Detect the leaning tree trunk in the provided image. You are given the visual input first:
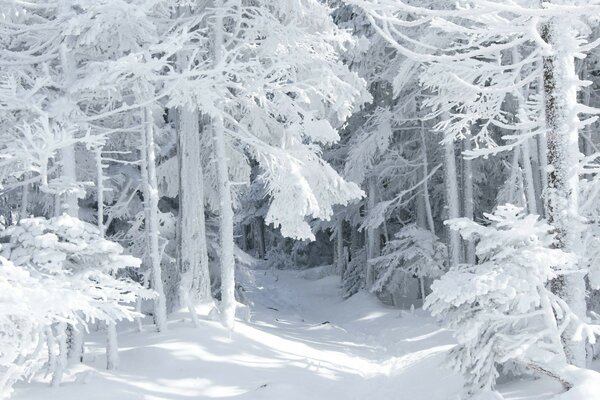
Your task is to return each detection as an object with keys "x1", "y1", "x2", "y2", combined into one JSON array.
[
  {"x1": 541, "y1": 17, "x2": 586, "y2": 367},
  {"x1": 178, "y1": 107, "x2": 212, "y2": 325},
  {"x1": 141, "y1": 106, "x2": 168, "y2": 333},
  {"x1": 420, "y1": 128, "x2": 435, "y2": 235}
]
